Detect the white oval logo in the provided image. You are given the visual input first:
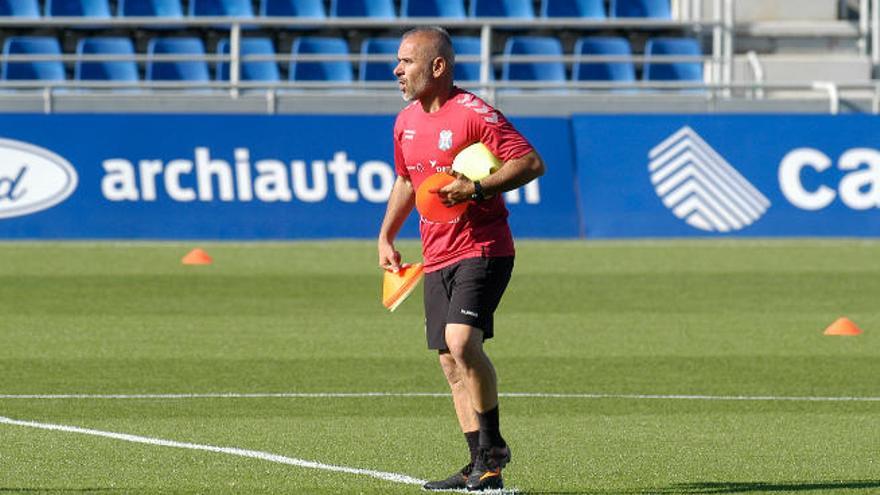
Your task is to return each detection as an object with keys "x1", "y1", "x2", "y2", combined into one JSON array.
[{"x1": 0, "y1": 137, "x2": 78, "y2": 219}]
